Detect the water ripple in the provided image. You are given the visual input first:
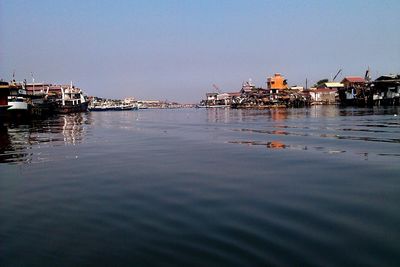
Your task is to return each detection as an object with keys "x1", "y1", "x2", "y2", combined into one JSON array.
[{"x1": 1, "y1": 107, "x2": 400, "y2": 266}]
